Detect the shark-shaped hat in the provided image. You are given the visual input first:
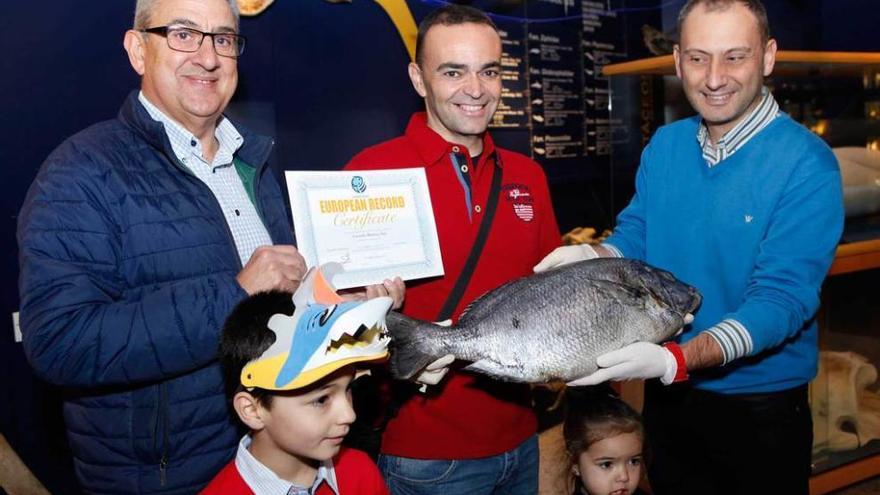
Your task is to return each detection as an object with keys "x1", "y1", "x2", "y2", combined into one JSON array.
[{"x1": 241, "y1": 263, "x2": 392, "y2": 391}]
